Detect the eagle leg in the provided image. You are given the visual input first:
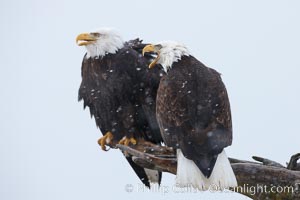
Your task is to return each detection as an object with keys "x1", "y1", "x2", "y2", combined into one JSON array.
[
  {"x1": 118, "y1": 136, "x2": 137, "y2": 146},
  {"x1": 97, "y1": 131, "x2": 114, "y2": 151}
]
